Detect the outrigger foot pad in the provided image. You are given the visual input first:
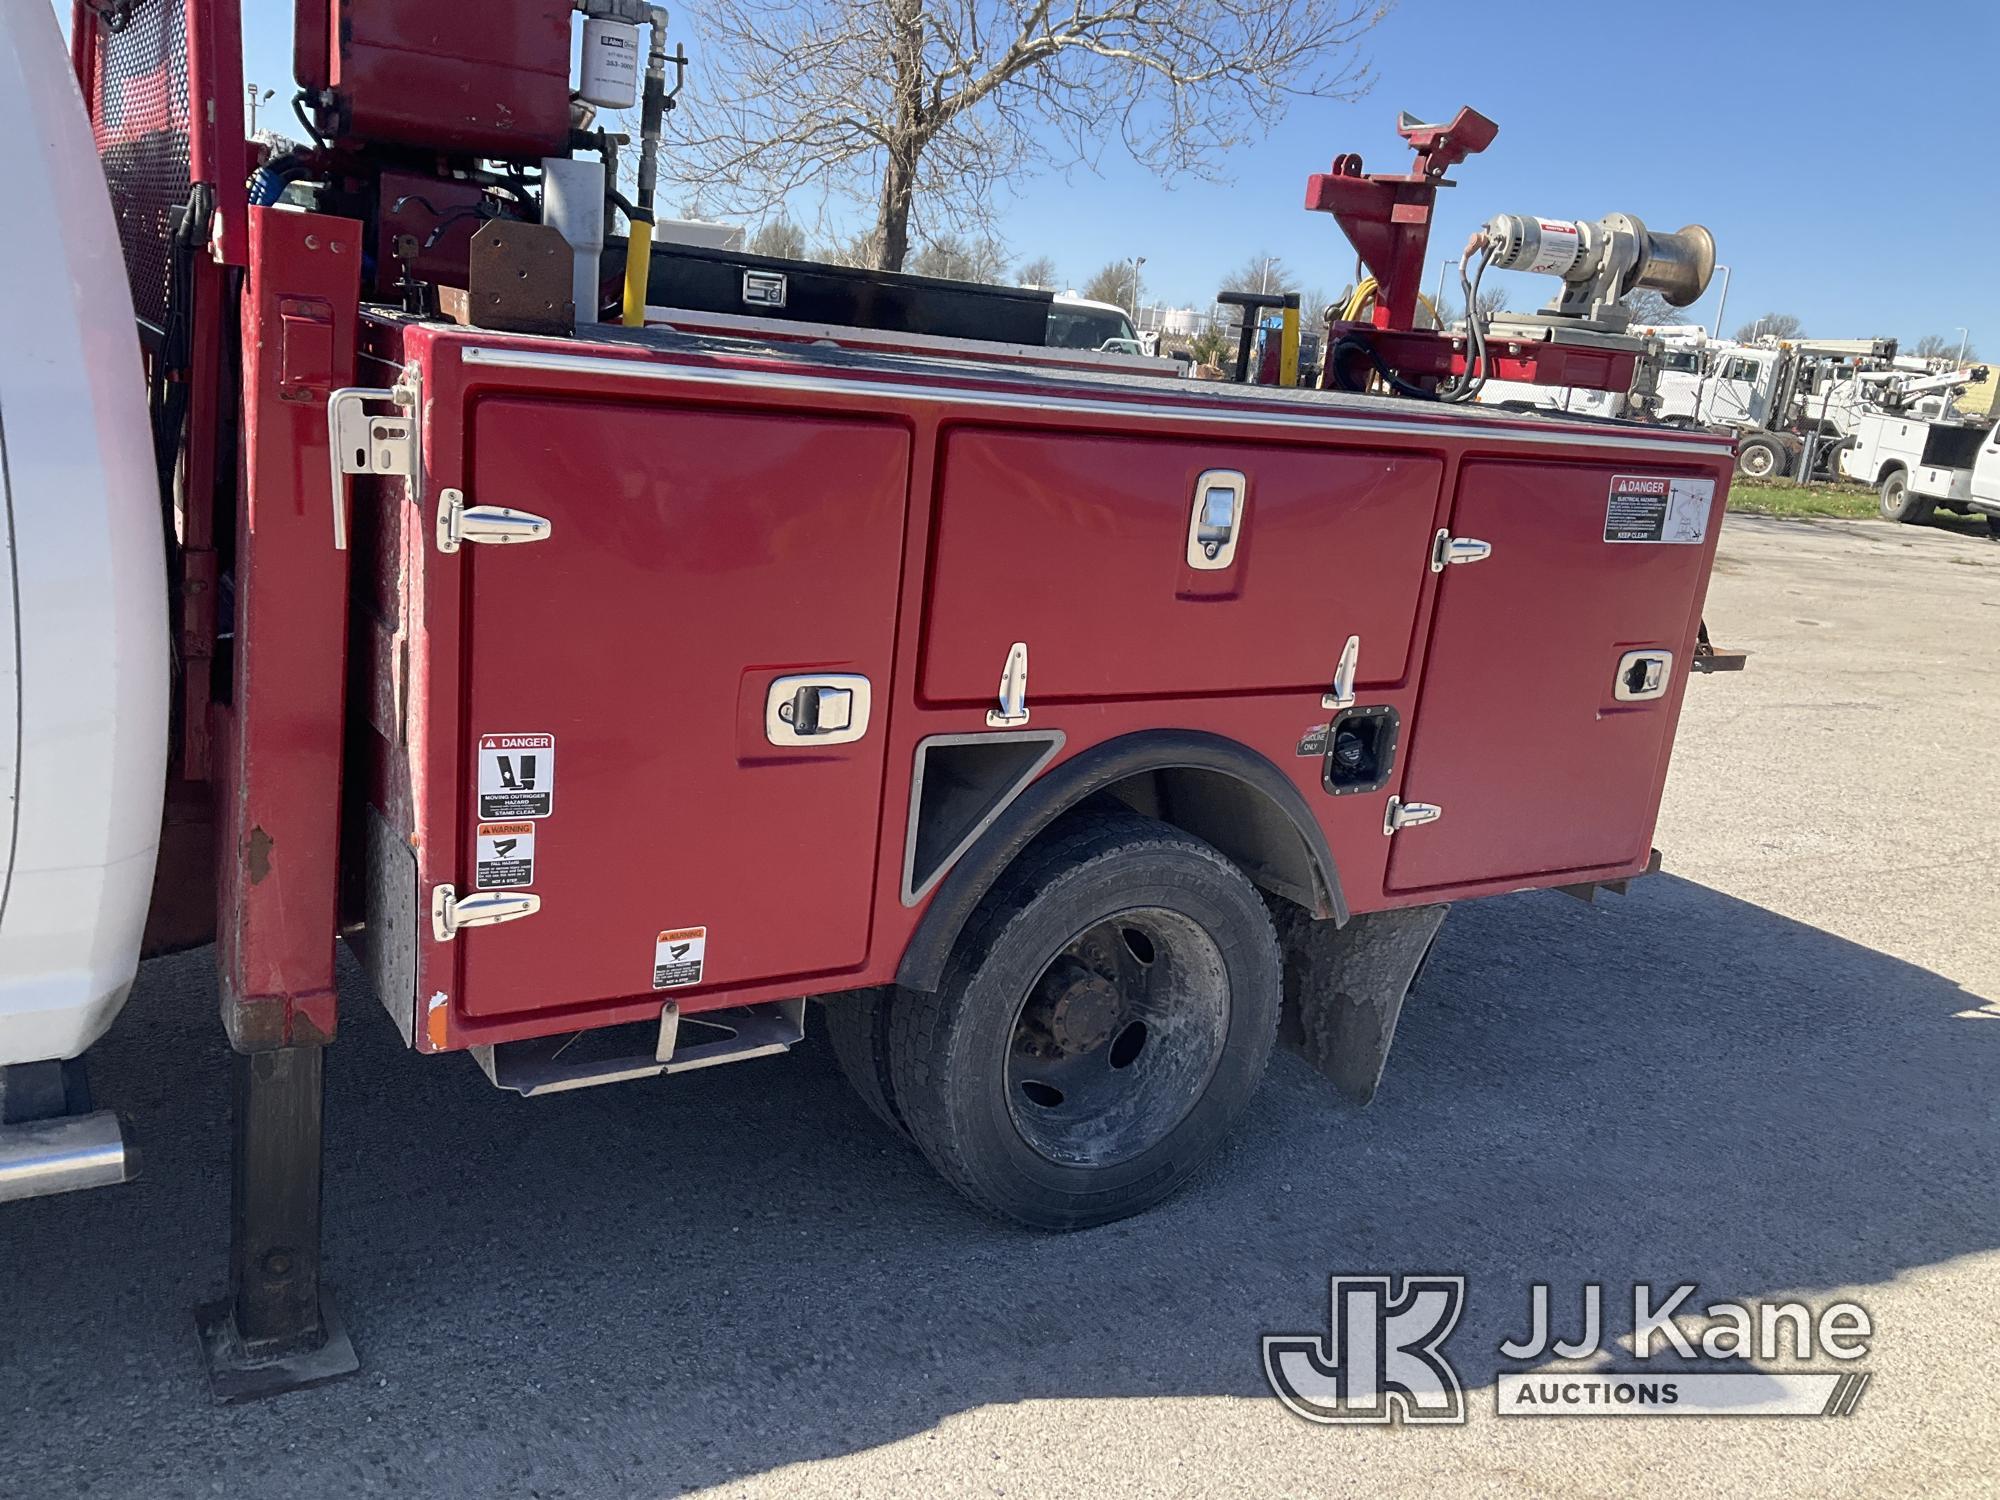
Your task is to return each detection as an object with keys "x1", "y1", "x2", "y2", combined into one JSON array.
[{"x1": 196, "y1": 1286, "x2": 358, "y2": 1403}]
